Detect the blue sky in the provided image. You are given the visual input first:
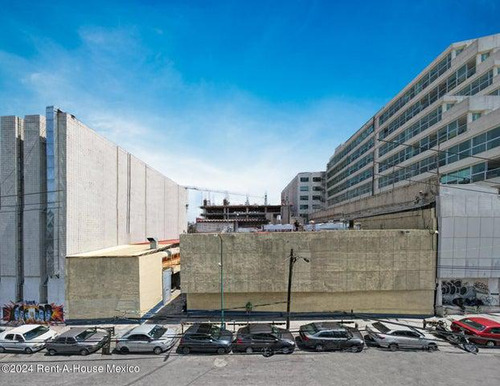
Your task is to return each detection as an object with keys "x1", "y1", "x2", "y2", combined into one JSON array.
[{"x1": 0, "y1": 0, "x2": 498, "y2": 220}]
